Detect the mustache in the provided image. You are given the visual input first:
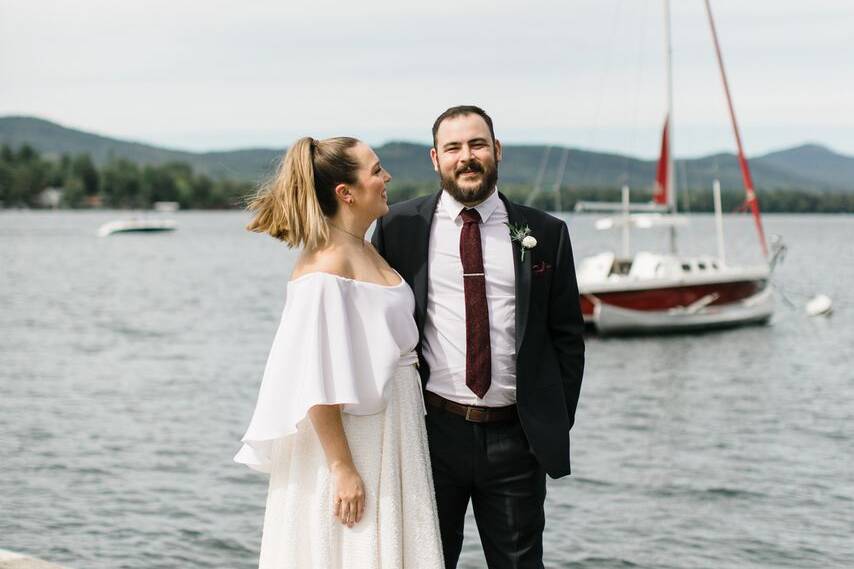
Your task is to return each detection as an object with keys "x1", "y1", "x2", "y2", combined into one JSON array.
[{"x1": 455, "y1": 161, "x2": 484, "y2": 176}]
